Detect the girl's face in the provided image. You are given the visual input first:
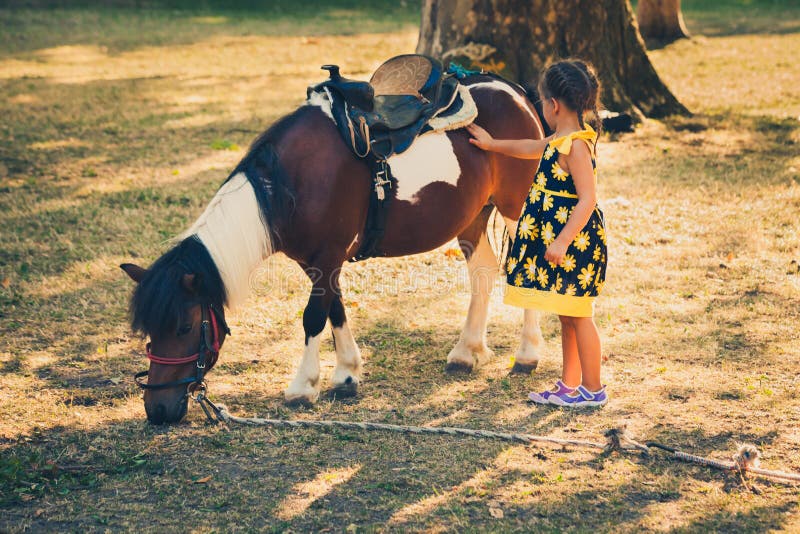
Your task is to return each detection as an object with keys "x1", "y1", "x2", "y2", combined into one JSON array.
[{"x1": 541, "y1": 96, "x2": 558, "y2": 131}]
